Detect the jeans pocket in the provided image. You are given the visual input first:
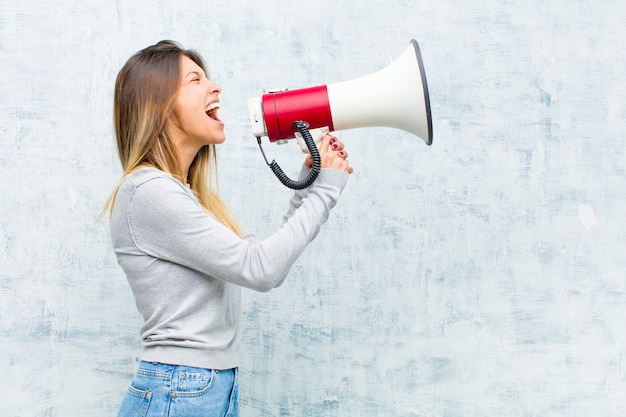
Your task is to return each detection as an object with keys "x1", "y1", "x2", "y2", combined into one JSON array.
[
  {"x1": 174, "y1": 368, "x2": 214, "y2": 397},
  {"x1": 117, "y1": 385, "x2": 152, "y2": 417},
  {"x1": 170, "y1": 369, "x2": 234, "y2": 416}
]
